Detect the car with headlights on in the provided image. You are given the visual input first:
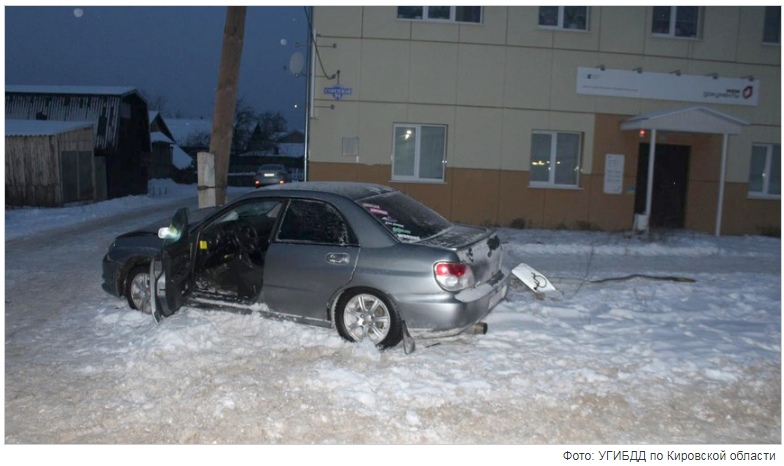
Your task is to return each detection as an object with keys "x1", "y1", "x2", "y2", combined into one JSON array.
[{"x1": 102, "y1": 182, "x2": 510, "y2": 349}]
